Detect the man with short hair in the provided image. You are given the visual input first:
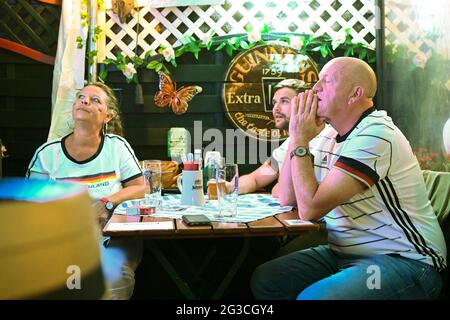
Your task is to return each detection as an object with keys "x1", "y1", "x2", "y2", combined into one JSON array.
[
  {"x1": 251, "y1": 57, "x2": 446, "y2": 300},
  {"x1": 237, "y1": 79, "x2": 318, "y2": 195}
]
